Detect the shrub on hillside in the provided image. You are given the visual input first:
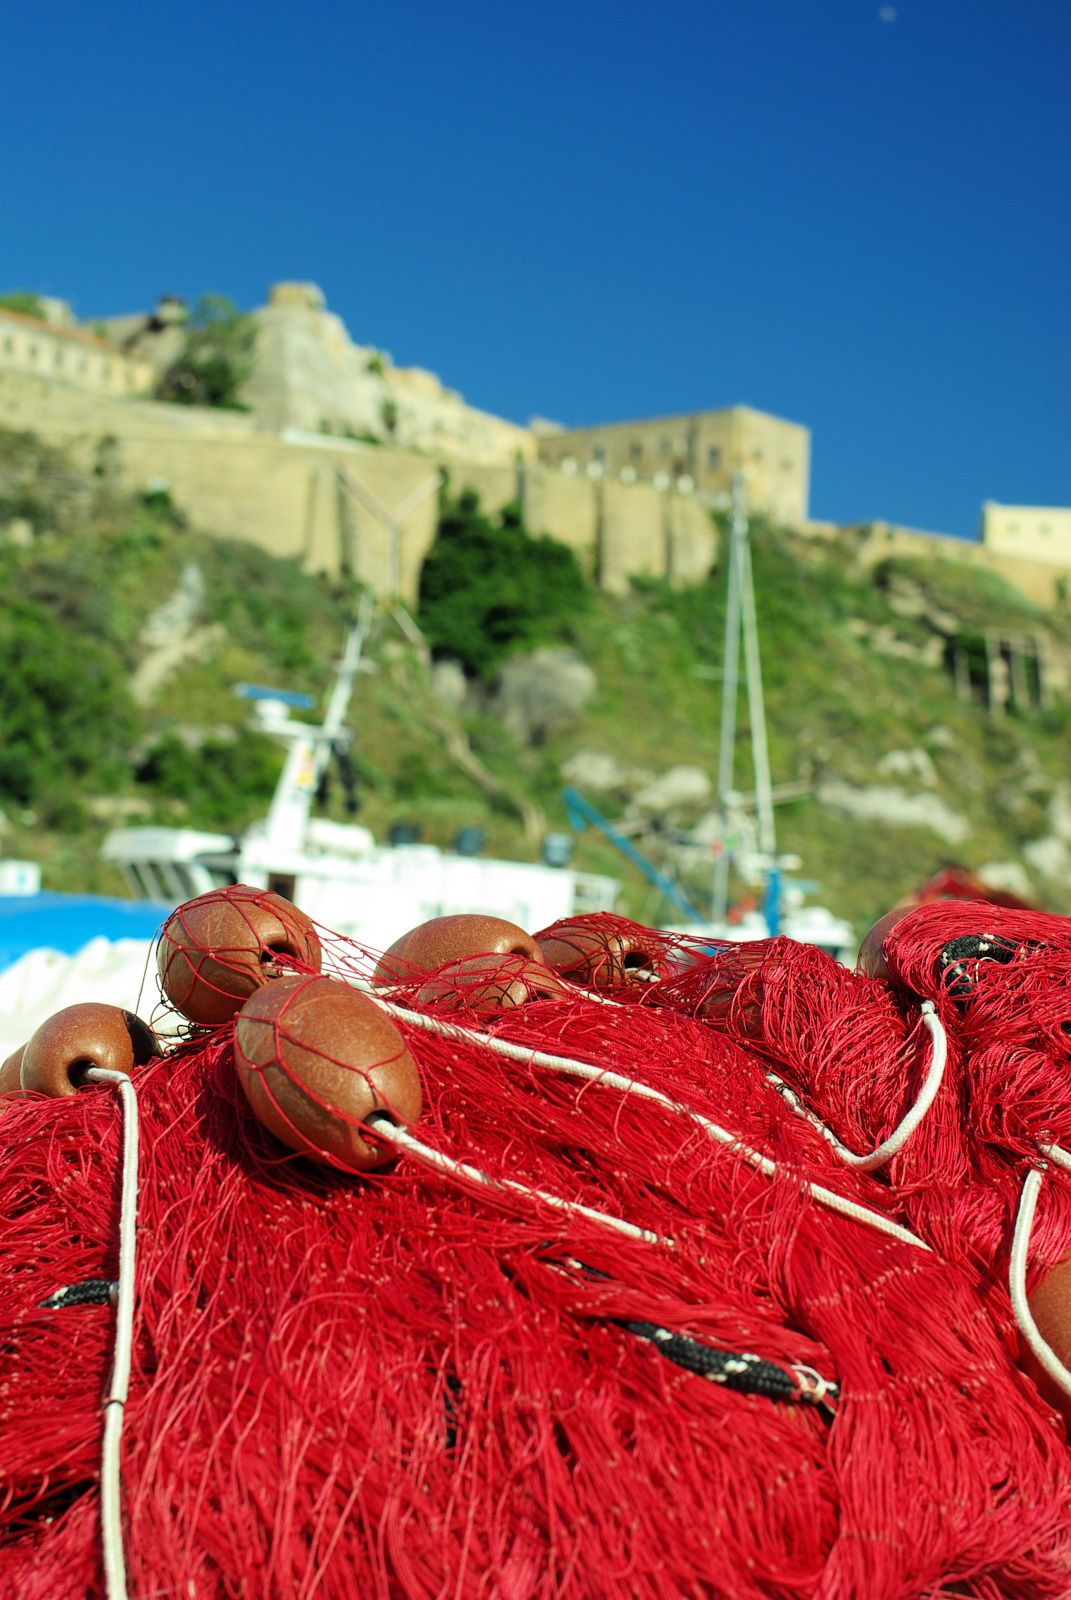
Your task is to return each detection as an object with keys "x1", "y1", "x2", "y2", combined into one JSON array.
[
  {"x1": 417, "y1": 491, "x2": 590, "y2": 680},
  {"x1": 135, "y1": 729, "x2": 281, "y2": 826},
  {"x1": 0, "y1": 291, "x2": 47, "y2": 320},
  {"x1": 155, "y1": 295, "x2": 256, "y2": 411},
  {"x1": 0, "y1": 598, "x2": 138, "y2": 812}
]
